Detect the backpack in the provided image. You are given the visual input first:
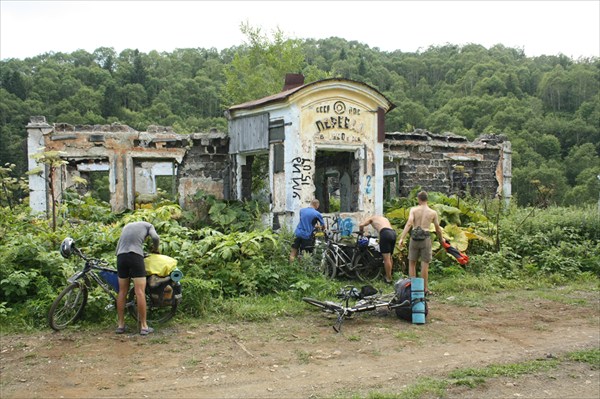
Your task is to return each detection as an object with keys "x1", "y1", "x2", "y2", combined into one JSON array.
[{"x1": 393, "y1": 278, "x2": 428, "y2": 321}]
